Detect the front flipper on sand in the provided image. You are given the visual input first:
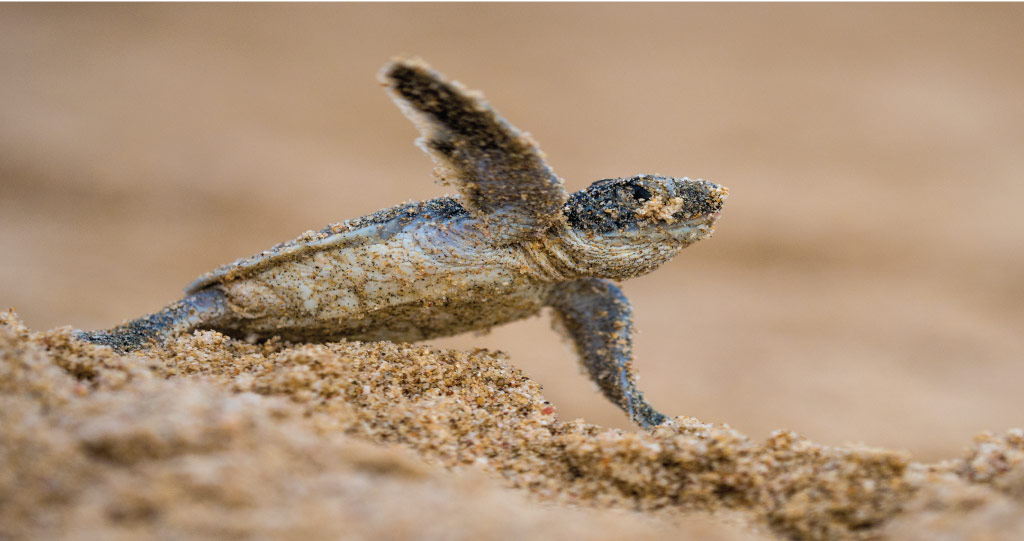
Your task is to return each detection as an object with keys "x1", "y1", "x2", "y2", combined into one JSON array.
[
  {"x1": 380, "y1": 58, "x2": 568, "y2": 242},
  {"x1": 547, "y1": 278, "x2": 669, "y2": 429}
]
